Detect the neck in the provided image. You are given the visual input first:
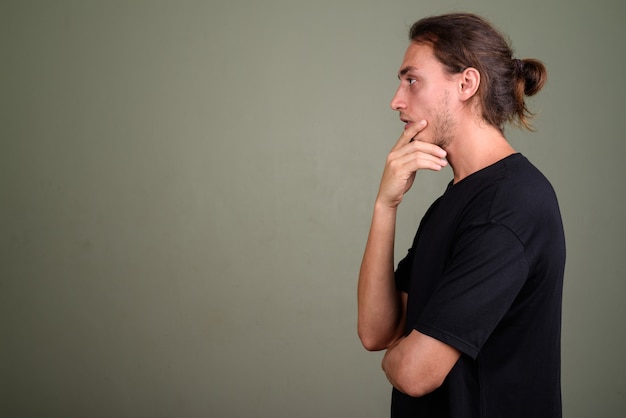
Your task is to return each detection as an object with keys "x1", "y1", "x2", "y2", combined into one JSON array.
[{"x1": 445, "y1": 121, "x2": 516, "y2": 184}]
